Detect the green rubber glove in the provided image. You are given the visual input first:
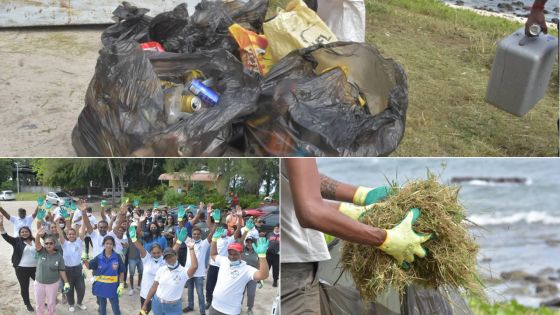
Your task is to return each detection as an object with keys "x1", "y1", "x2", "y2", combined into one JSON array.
[
  {"x1": 213, "y1": 226, "x2": 225, "y2": 241},
  {"x1": 101, "y1": 200, "x2": 108, "y2": 208},
  {"x1": 117, "y1": 283, "x2": 125, "y2": 297},
  {"x1": 45, "y1": 201, "x2": 52, "y2": 211},
  {"x1": 212, "y1": 209, "x2": 221, "y2": 223},
  {"x1": 37, "y1": 197, "x2": 44, "y2": 207},
  {"x1": 63, "y1": 282, "x2": 70, "y2": 294},
  {"x1": 81, "y1": 252, "x2": 89, "y2": 261},
  {"x1": 252, "y1": 237, "x2": 269, "y2": 258},
  {"x1": 246, "y1": 218, "x2": 255, "y2": 230},
  {"x1": 353, "y1": 186, "x2": 392, "y2": 206},
  {"x1": 70, "y1": 201, "x2": 77, "y2": 211},
  {"x1": 177, "y1": 205, "x2": 186, "y2": 222},
  {"x1": 133, "y1": 199, "x2": 140, "y2": 207},
  {"x1": 378, "y1": 208, "x2": 432, "y2": 269},
  {"x1": 64, "y1": 199, "x2": 72, "y2": 207},
  {"x1": 129, "y1": 226, "x2": 137, "y2": 243},
  {"x1": 176, "y1": 227, "x2": 188, "y2": 244},
  {"x1": 36, "y1": 208, "x2": 47, "y2": 221},
  {"x1": 153, "y1": 201, "x2": 159, "y2": 209},
  {"x1": 258, "y1": 280, "x2": 264, "y2": 289},
  {"x1": 60, "y1": 206, "x2": 70, "y2": 219}
]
